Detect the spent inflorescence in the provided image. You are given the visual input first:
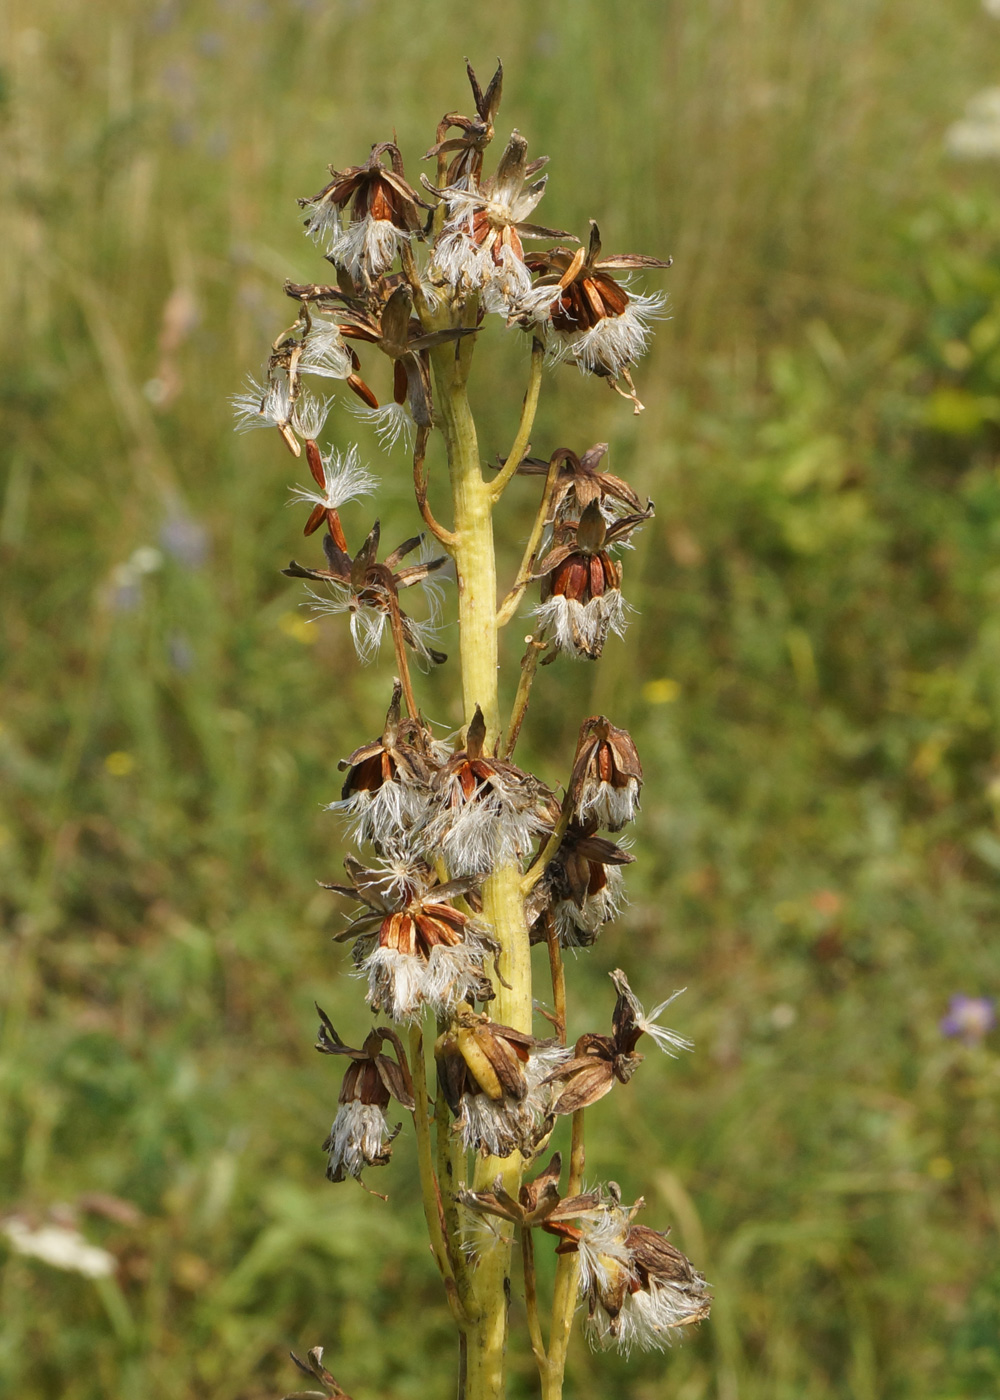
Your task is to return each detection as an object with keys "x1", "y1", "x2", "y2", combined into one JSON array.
[{"x1": 236, "y1": 58, "x2": 710, "y2": 1400}]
